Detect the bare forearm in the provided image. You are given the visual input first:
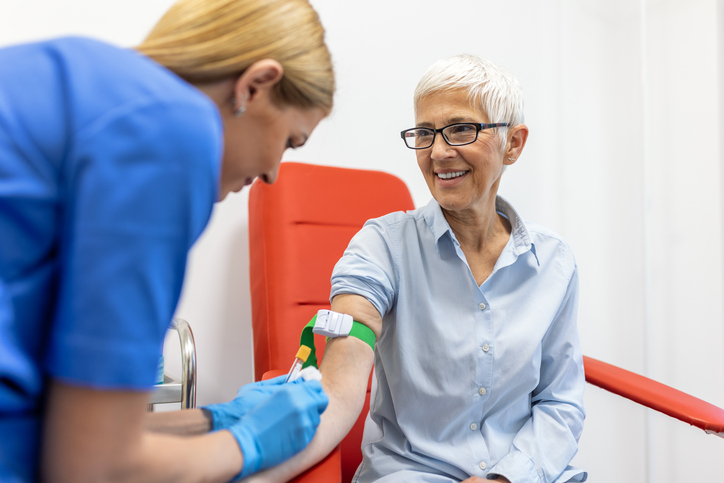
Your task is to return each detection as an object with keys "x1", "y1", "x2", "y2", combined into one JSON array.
[
  {"x1": 245, "y1": 336, "x2": 373, "y2": 482},
  {"x1": 128, "y1": 430, "x2": 241, "y2": 483},
  {"x1": 42, "y1": 382, "x2": 241, "y2": 483},
  {"x1": 145, "y1": 408, "x2": 212, "y2": 436},
  {"x1": 45, "y1": 427, "x2": 240, "y2": 483}
]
